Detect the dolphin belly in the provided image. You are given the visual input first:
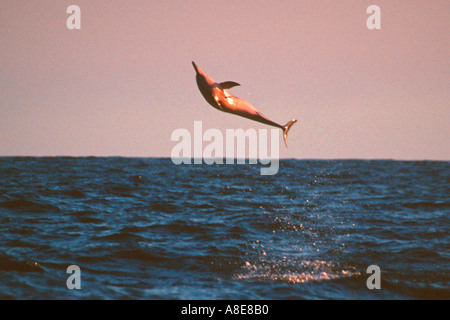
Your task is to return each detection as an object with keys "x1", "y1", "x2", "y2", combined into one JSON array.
[{"x1": 220, "y1": 96, "x2": 284, "y2": 129}]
